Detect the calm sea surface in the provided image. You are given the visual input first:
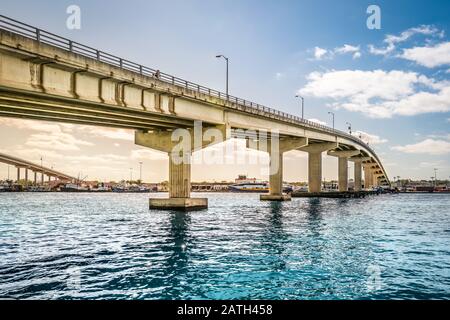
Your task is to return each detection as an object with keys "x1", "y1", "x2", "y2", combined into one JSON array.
[{"x1": 0, "y1": 192, "x2": 449, "y2": 300}]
